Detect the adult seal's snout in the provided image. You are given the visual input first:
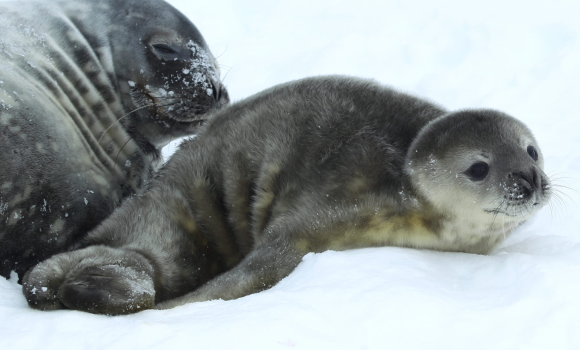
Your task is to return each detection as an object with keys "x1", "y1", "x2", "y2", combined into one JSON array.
[{"x1": 0, "y1": 0, "x2": 228, "y2": 280}]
